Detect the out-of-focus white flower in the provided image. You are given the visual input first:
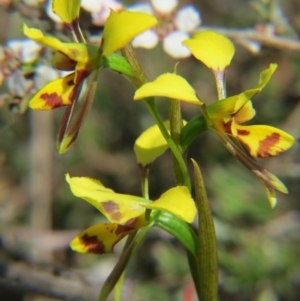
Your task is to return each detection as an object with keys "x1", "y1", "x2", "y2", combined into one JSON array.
[
  {"x1": 130, "y1": 0, "x2": 201, "y2": 58},
  {"x1": 175, "y1": 5, "x2": 201, "y2": 32},
  {"x1": 46, "y1": 0, "x2": 124, "y2": 26},
  {"x1": 34, "y1": 65, "x2": 60, "y2": 89},
  {"x1": 151, "y1": 0, "x2": 178, "y2": 14},
  {"x1": 131, "y1": 30, "x2": 159, "y2": 49},
  {"x1": 23, "y1": 0, "x2": 43, "y2": 6},
  {"x1": 128, "y1": 3, "x2": 153, "y2": 14},
  {"x1": 6, "y1": 70, "x2": 31, "y2": 97},
  {"x1": 6, "y1": 39, "x2": 42, "y2": 63},
  {"x1": 163, "y1": 31, "x2": 190, "y2": 58}
]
